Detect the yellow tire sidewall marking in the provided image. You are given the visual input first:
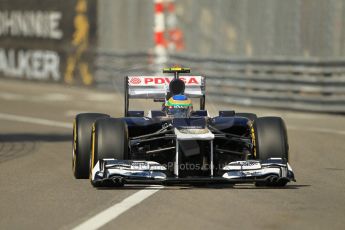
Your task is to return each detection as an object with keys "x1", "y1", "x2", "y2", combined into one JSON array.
[
  {"x1": 72, "y1": 119, "x2": 77, "y2": 173},
  {"x1": 250, "y1": 124, "x2": 257, "y2": 158},
  {"x1": 90, "y1": 124, "x2": 96, "y2": 180}
]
